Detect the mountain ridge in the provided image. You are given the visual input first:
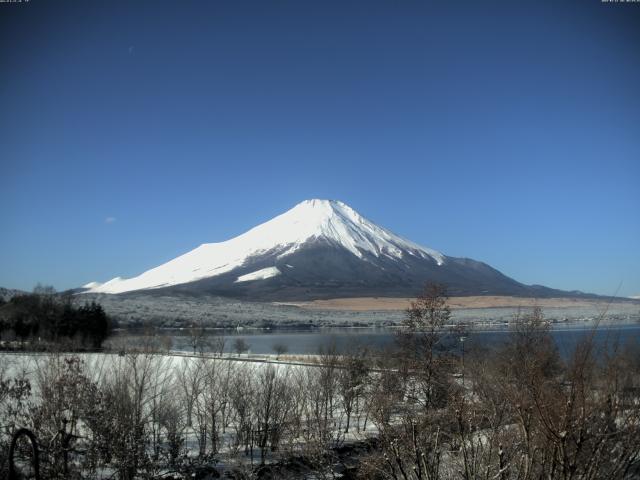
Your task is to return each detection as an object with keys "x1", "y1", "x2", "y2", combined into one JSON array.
[{"x1": 82, "y1": 199, "x2": 603, "y2": 301}]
